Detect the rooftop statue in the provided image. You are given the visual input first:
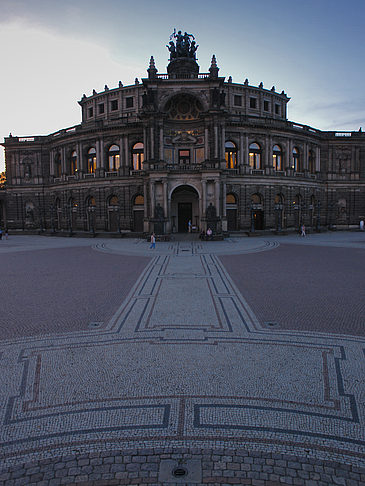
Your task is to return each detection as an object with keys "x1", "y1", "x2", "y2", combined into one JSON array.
[{"x1": 167, "y1": 29, "x2": 198, "y2": 60}]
